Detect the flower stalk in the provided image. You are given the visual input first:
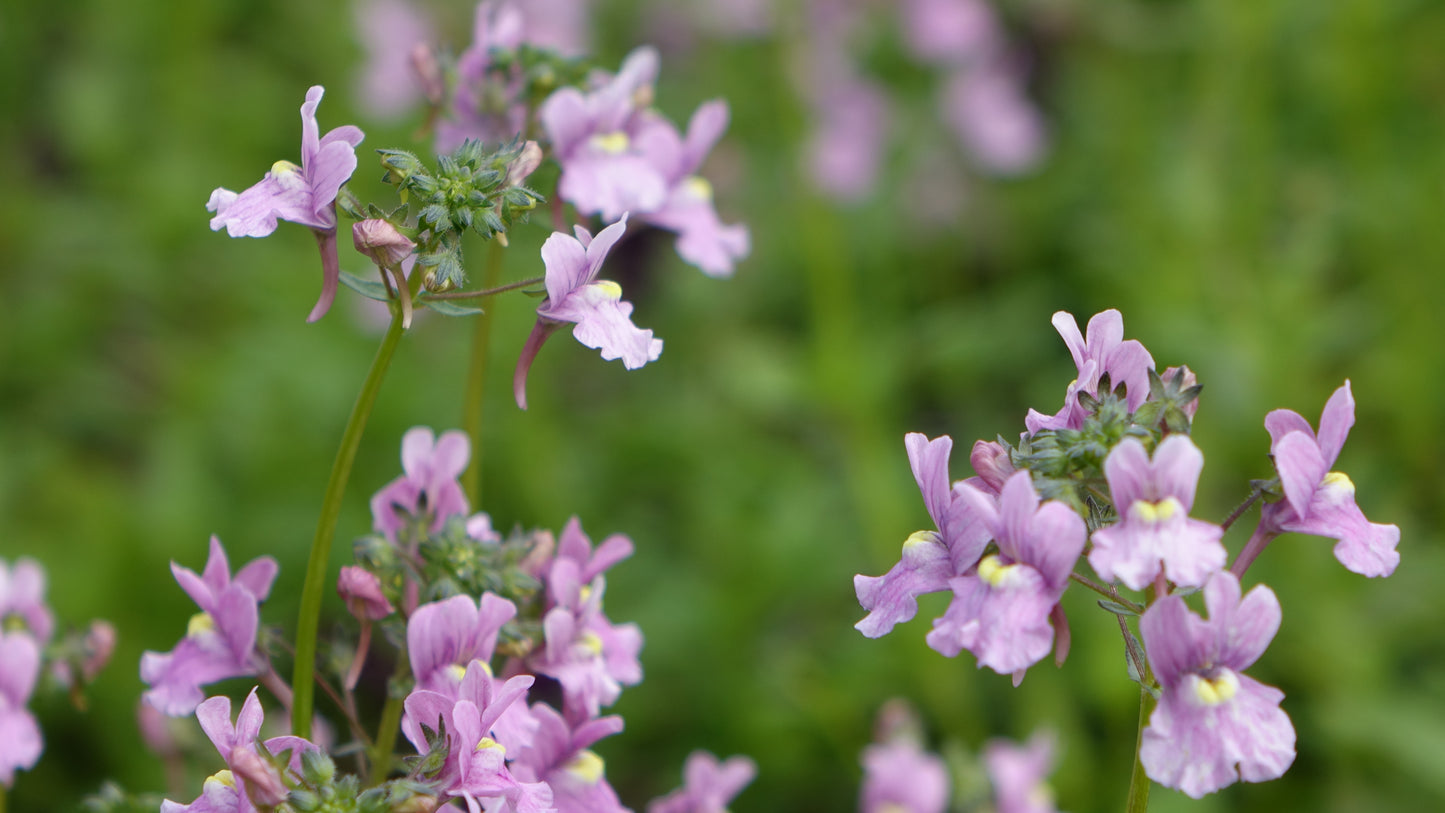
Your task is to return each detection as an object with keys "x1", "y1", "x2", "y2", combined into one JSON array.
[
  {"x1": 1125, "y1": 684, "x2": 1154, "y2": 813},
  {"x1": 462, "y1": 239, "x2": 507, "y2": 505}
]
